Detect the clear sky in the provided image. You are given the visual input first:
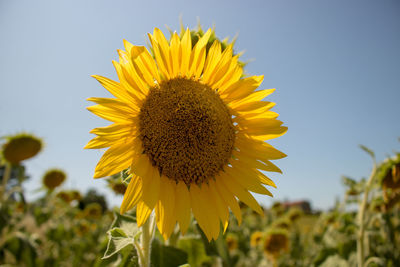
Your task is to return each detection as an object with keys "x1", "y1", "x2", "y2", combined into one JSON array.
[{"x1": 1, "y1": 0, "x2": 399, "y2": 210}]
